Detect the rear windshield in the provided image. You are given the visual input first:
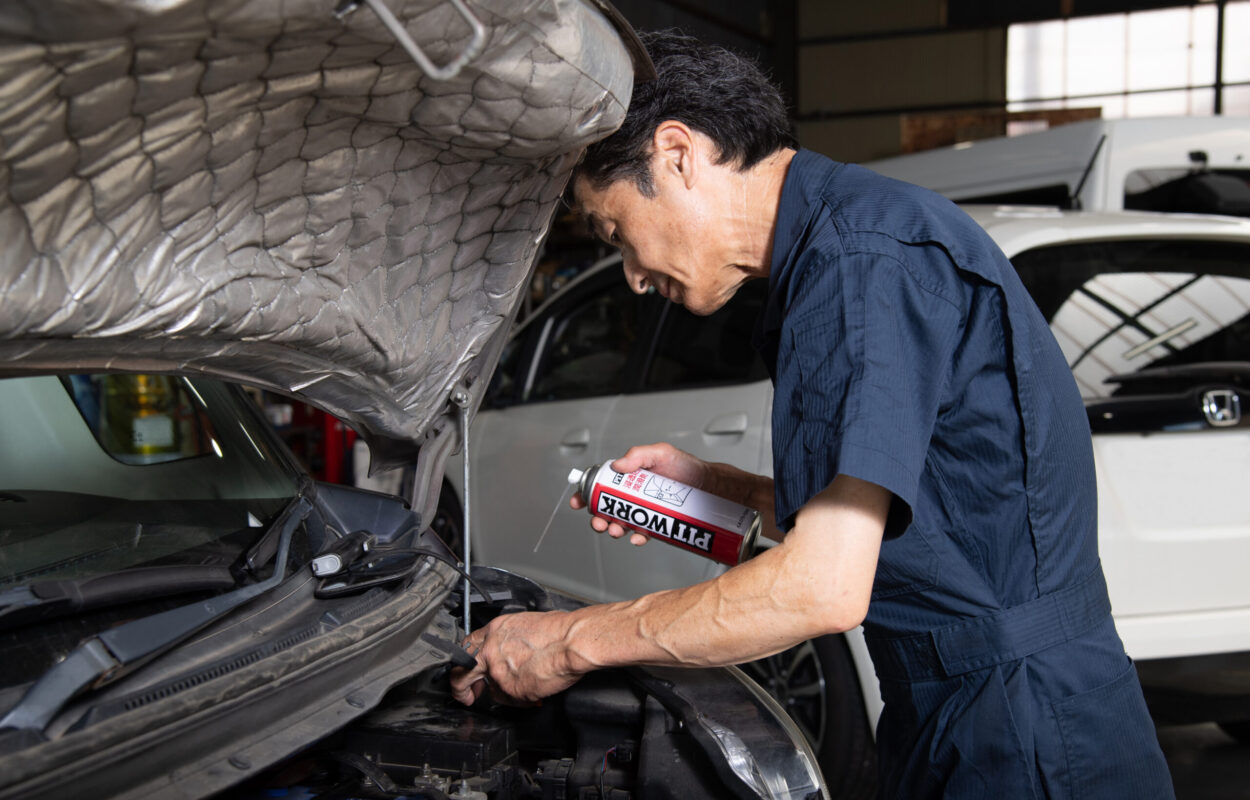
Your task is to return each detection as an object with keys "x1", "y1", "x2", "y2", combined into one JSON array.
[{"x1": 1011, "y1": 239, "x2": 1250, "y2": 400}]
